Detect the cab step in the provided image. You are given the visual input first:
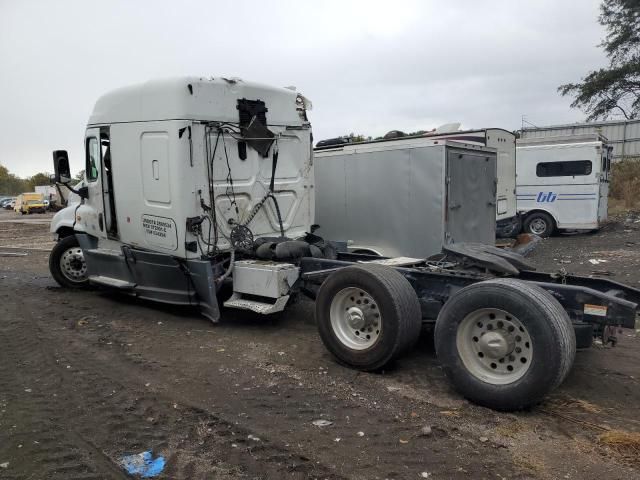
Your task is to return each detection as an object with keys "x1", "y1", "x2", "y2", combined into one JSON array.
[
  {"x1": 223, "y1": 293, "x2": 289, "y2": 314},
  {"x1": 89, "y1": 275, "x2": 135, "y2": 289}
]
